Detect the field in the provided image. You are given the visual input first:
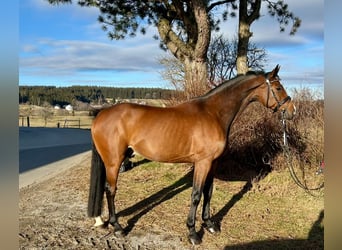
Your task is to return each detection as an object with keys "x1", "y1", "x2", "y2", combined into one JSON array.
[
  {"x1": 18, "y1": 99, "x2": 166, "y2": 129},
  {"x1": 19, "y1": 90, "x2": 324, "y2": 249},
  {"x1": 19, "y1": 105, "x2": 93, "y2": 129}
]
